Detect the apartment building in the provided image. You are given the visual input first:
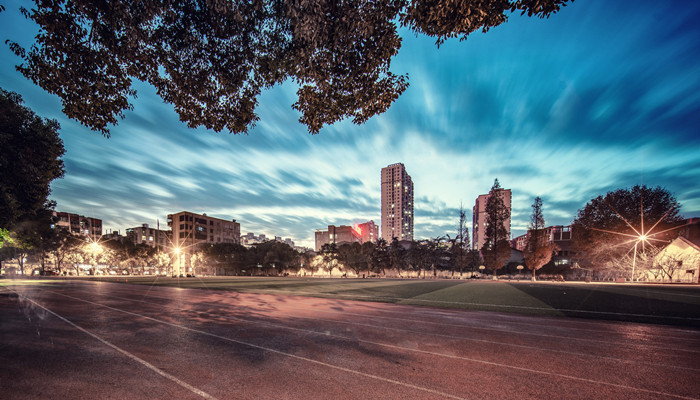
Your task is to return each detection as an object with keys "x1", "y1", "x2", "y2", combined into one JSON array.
[
  {"x1": 381, "y1": 163, "x2": 414, "y2": 242},
  {"x1": 52, "y1": 211, "x2": 102, "y2": 241}
]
